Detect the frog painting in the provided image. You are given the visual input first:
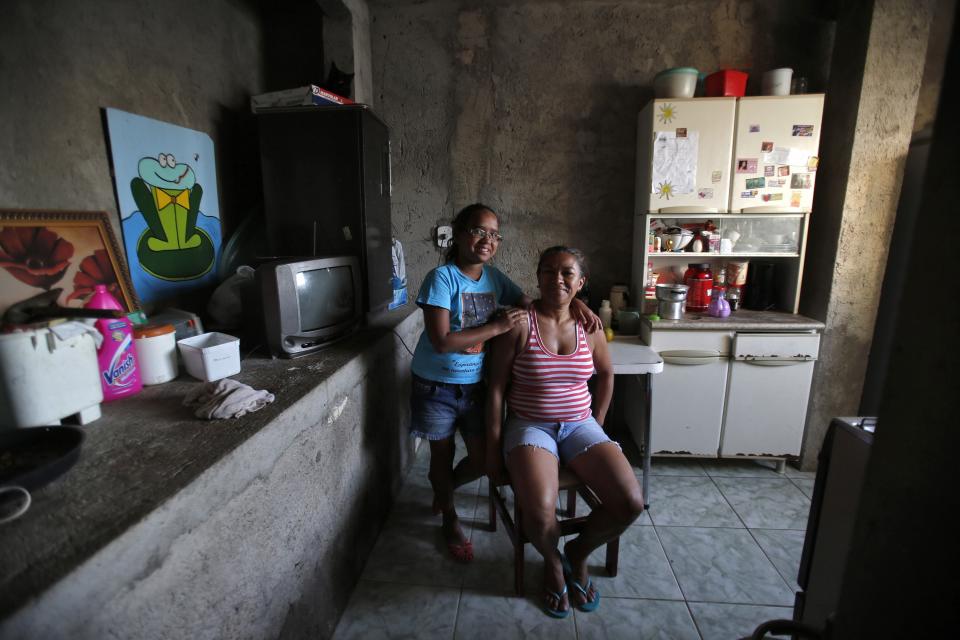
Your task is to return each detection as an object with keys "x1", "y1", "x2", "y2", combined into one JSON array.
[
  {"x1": 105, "y1": 109, "x2": 222, "y2": 303},
  {"x1": 130, "y1": 152, "x2": 215, "y2": 278}
]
